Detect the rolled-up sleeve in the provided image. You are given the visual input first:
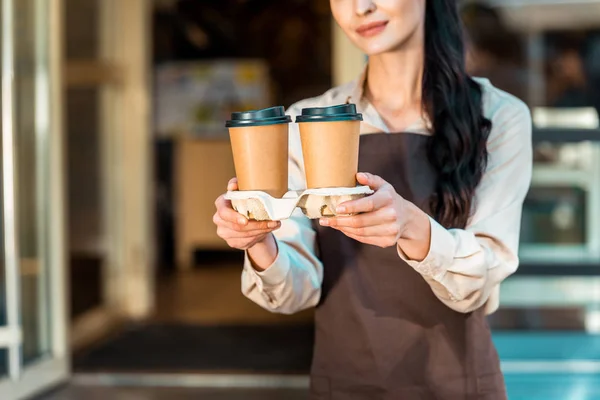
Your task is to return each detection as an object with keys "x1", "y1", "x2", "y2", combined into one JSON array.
[
  {"x1": 241, "y1": 103, "x2": 324, "y2": 314},
  {"x1": 398, "y1": 96, "x2": 533, "y2": 314}
]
